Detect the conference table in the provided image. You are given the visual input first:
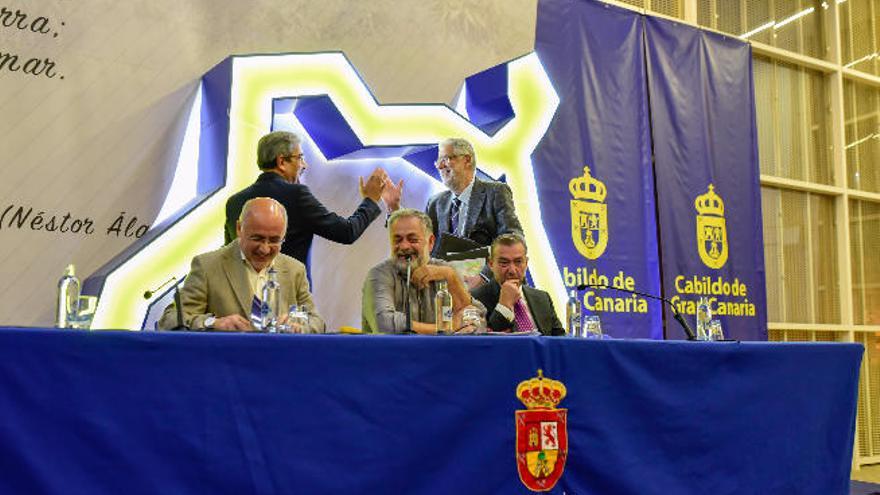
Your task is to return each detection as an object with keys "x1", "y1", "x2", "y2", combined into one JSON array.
[{"x1": 0, "y1": 327, "x2": 862, "y2": 495}]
